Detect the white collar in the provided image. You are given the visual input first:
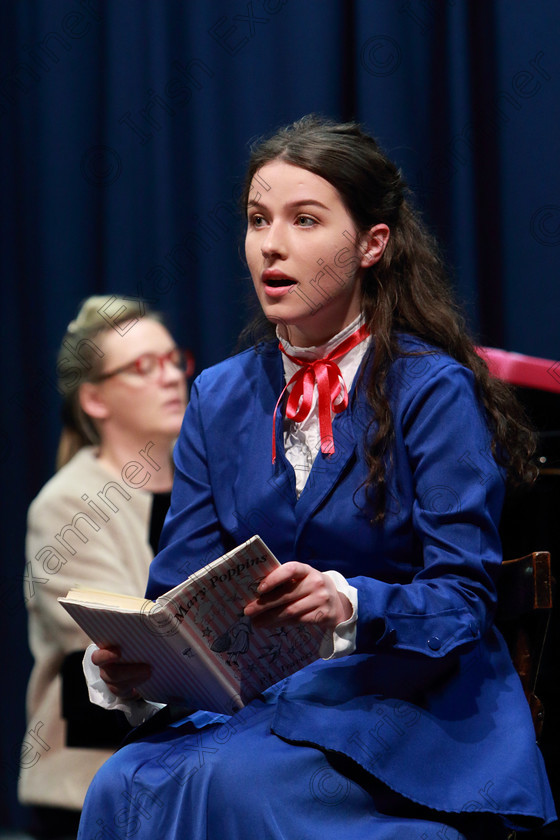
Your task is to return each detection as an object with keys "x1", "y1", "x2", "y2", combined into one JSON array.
[{"x1": 276, "y1": 313, "x2": 366, "y2": 362}]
